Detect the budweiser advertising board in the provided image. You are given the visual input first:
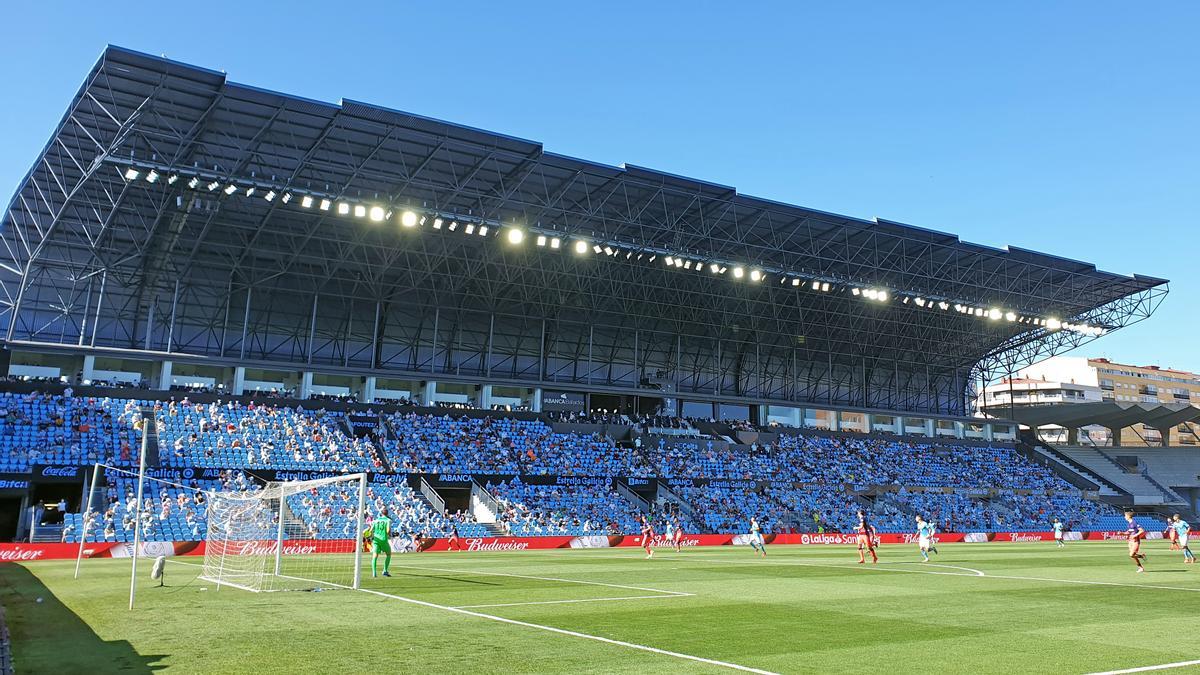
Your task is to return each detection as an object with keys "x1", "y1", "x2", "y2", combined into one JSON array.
[{"x1": 0, "y1": 530, "x2": 1158, "y2": 560}]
